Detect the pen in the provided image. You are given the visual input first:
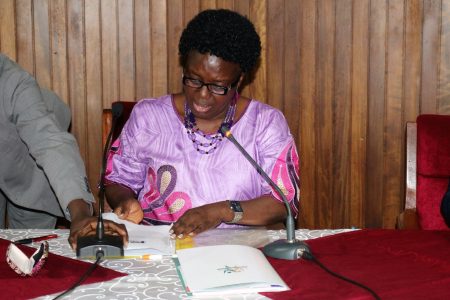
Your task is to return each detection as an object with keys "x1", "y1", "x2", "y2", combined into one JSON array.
[
  {"x1": 14, "y1": 234, "x2": 58, "y2": 245},
  {"x1": 119, "y1": 254, "x2": 163, "y2": 260}
]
